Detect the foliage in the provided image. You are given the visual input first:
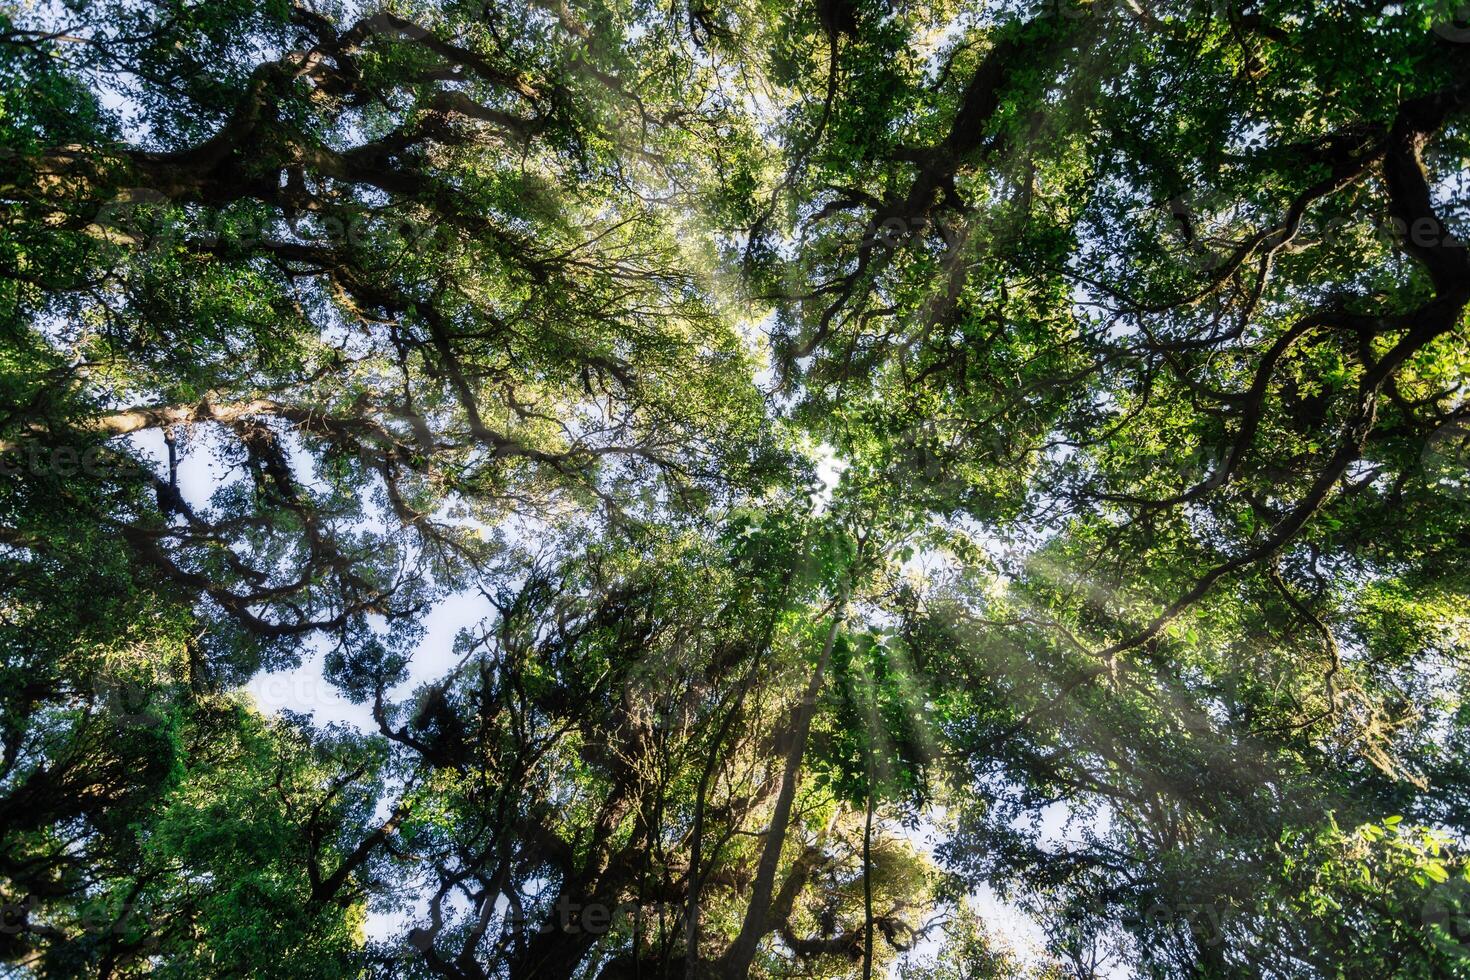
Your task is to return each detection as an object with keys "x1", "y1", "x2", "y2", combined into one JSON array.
[{"x1": 2, "y1": 0, "x2": 1469, "y2": 977}]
